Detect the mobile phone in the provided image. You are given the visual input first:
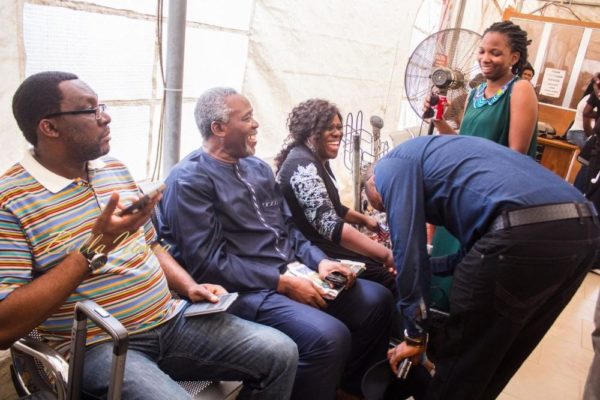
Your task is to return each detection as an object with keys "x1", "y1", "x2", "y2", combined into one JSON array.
[
  {"x1": 422, "y1": 93, "x2": 439, "y2": 119},
  {"x1": 116, "y1": 182, "x2": 166, "y2": 216},
  {"x1": 324, "y1": 271, "x2": 348, "y2": 289},
  {"x1": 397, "y1": 358, "x2": 412, "y2": 379}
]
